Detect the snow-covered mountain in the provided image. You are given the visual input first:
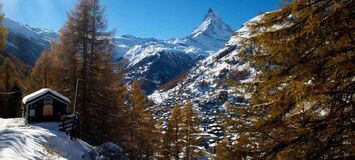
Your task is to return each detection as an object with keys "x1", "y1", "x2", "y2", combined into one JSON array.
[
  {"x1": 114, "y1": 8, "x2": 234, "y2": 94},
  {"x1": 146, "y1": 15, "x2": 262, "y2": 148},
  {"x1": 149, "y1": 14, "x2": 262, "y2": 119},
  {"x1": 188, "y1": 8, "x2": 234, "y2": 53},
  {"x1": 1, "y1": 9, "x2": 233, "y2": 94},
  {"x1": 1, "y1": 17, "x2": 58, "y2": 65}
]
